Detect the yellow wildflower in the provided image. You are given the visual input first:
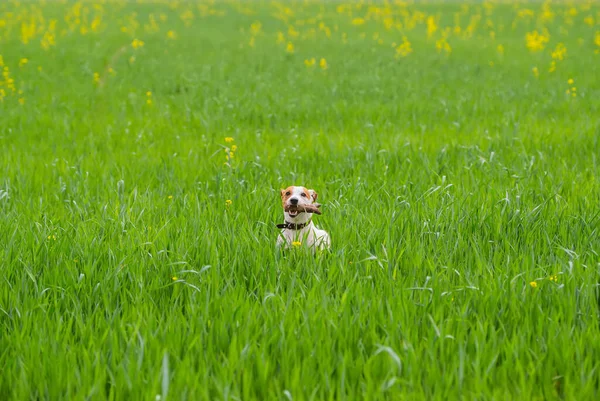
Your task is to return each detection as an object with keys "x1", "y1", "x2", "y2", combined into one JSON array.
[
  {"x1": 304, "y1": 58, "x2": 316, "y2": 67},
  {"x1": 276, "y1": 32, "x2": 285, "y2": 44},
  {"x1": 532, "y1": 67, "x2": 539, "y2": 77},
  {"x1": 435, "y1": 36, "x2": 451, "y2": 54},
  {"x1": 551, "y1": 43, "x2": 567, "y2": 61},
  {"x1": 529, "y1": 281, "x2": 537, "y2": 288},
  {"x1": 251, "y1": 21, "x2": 262, "y2": 35},
  {"x1": 567, "y1": 78, "x2": 574, "y2": 85},
  {"x1": 93, "y1": 72, "x2": 100, "y2": 84},
  {"x1": 225, "y1": 199, "x2": 232, "y2": 206},
  {"x1": 19, "y1": 58, "x2": 28, "y2": 67},
  {"x1": 426, "y1": 16, "x2": 437, "y2": 38},
  {"x1": 525, "y1": 30, "x2": 549, "y2": 52},
  {"x1": 131, "y1": 38, "x2": 145, "y2": 49},
  {"x1": 167, "y1": 30, "x2": 177, "y2": 39},
  {"x1": 319, "y1": 58, "x2": 328, "y2": 70},
  {"x1": 292, "y1": 241, "x2": 301, "y2": 247},
  {"x1": 224, "y1": 137, "x2": 234, "y2": 143},
  {"x1": 395, "y1": 37, "x2": 413, "y2": 58},
  {"x1": 286, "y1": 42, "x2": 294, "y2": 53},
  {"x1": 172, "y1": 276, "x2": 177, "y2": 281},
  {"x1": 352, "y1": 18, "x2": 365, "y2": 26}
]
